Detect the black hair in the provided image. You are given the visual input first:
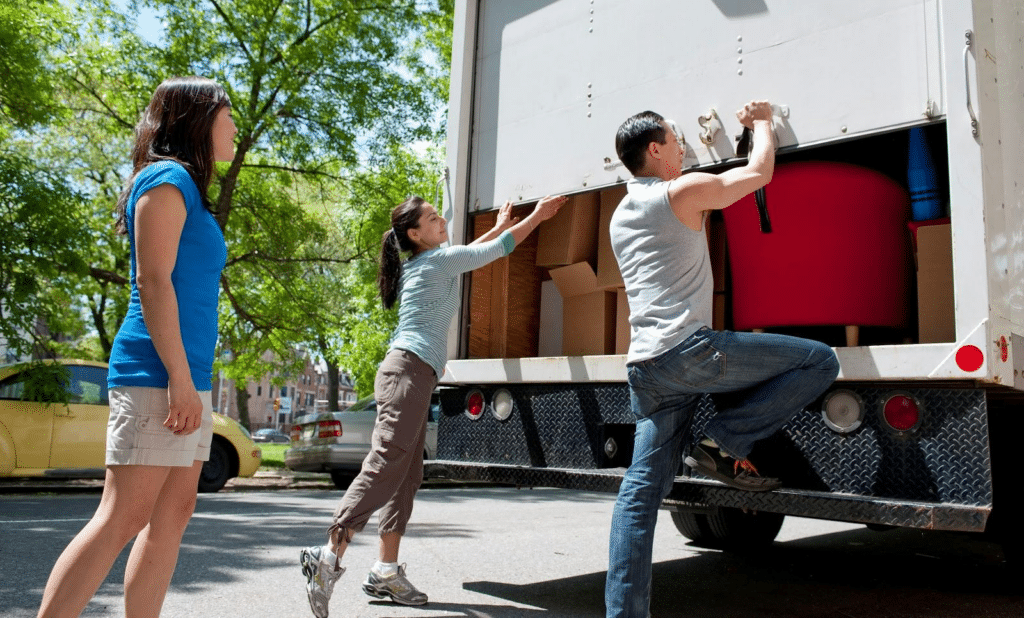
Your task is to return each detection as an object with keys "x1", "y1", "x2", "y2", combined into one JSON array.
[
  {"x1": 378, "y1": 196, "x2": 425, "y2": 310},
  {"x1": 115, "y1": 76, "x2": 231, "y2": 234},
  {"x1": 615, "y1": 110, "x2": 667, "y2": 176}
]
